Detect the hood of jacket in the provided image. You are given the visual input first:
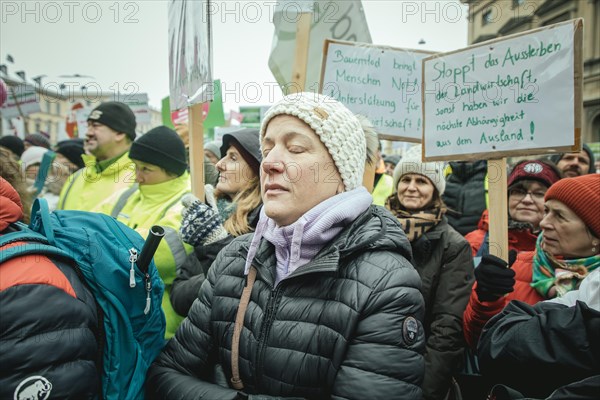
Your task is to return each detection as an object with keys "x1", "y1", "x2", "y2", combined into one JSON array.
[
  {"x1": 0, "y1": 177, "x2": 23, "y2": 231},
  {"x1": 448, "y1": 160, "x2": 487, "y2": 180}
]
